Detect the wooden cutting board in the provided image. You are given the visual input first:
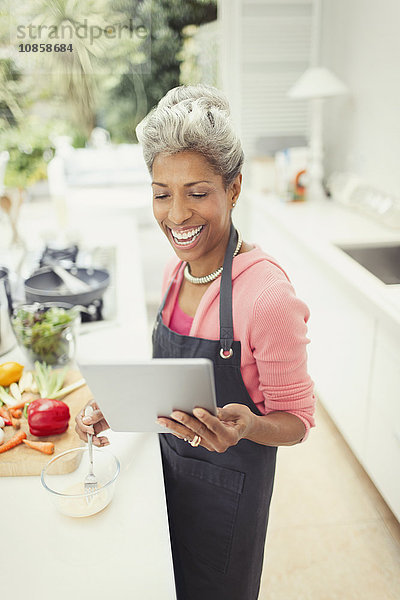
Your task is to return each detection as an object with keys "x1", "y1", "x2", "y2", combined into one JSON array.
[{"x1": 0, "y1": 369, "x2": 94, "y2": 476}]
